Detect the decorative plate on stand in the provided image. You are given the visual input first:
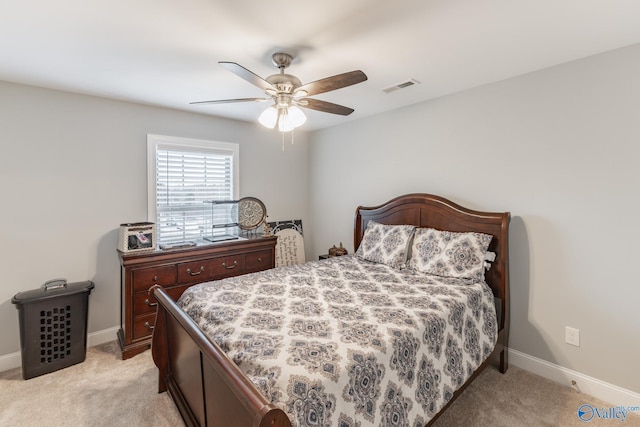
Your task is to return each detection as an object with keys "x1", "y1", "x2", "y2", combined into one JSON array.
[{"x1": 237, "y1": 197, "x2": 267, "y2": 231}]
